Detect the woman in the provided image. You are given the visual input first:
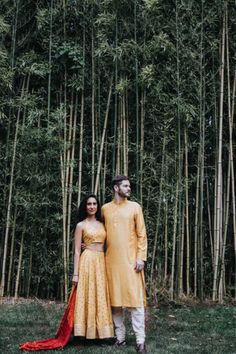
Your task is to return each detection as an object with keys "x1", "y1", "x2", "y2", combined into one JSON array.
[
  {"x1": 20, "y1": 194, "x2": 113, "y2": 351},
  {"x1": 73, "y1": 194, "x2": 114, "y2": 339}
]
